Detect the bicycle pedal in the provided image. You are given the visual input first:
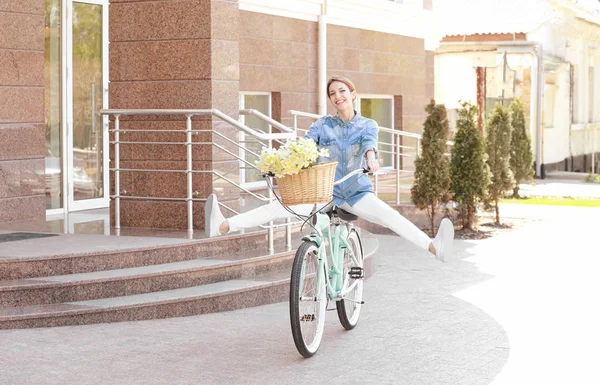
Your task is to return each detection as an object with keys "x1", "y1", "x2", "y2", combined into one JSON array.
[
  {"x1": 300, "y1": 314, "x2": 316, "y2": 322},
  {"x1": 349, "y1": 267, "x2": 364, "y2": 279}
]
